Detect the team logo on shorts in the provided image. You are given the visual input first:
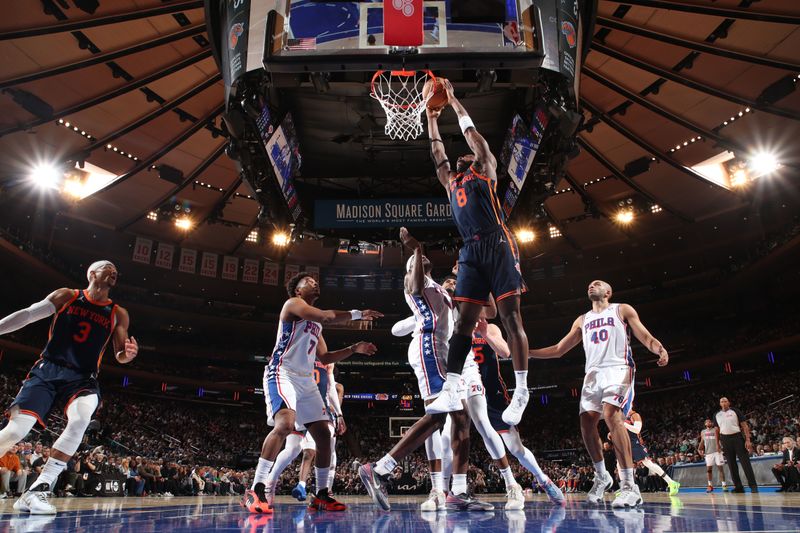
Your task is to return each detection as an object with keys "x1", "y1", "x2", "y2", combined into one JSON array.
[
  {"x1": 561, "y1": 21, "x2": 577, "y2": 48},
  {"x1": 229, "y1": 23, "x2": 244, "y2": 50}
]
